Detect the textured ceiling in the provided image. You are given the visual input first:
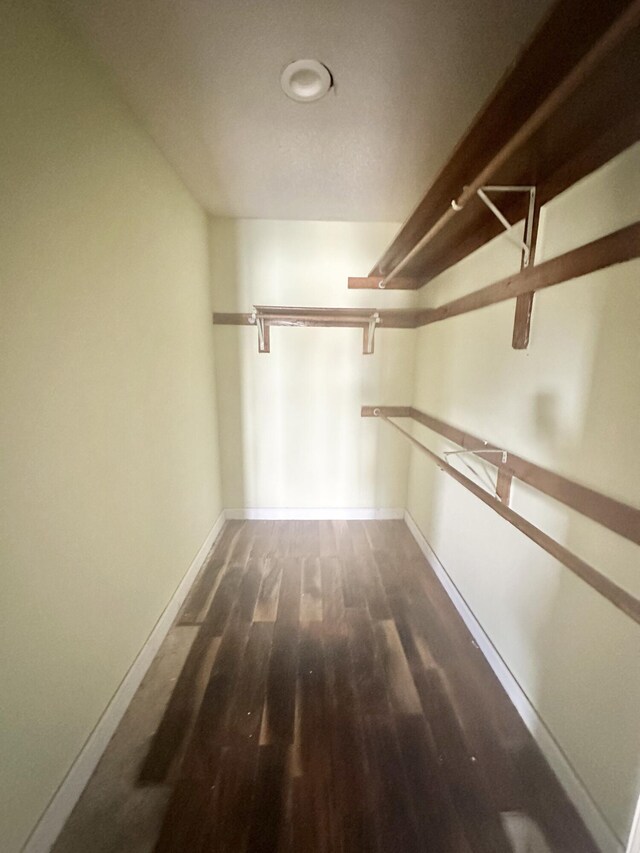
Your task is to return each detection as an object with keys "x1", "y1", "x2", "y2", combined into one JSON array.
[{"x1": 60, "y1": 0, "x2": 553, "y2": 221}]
